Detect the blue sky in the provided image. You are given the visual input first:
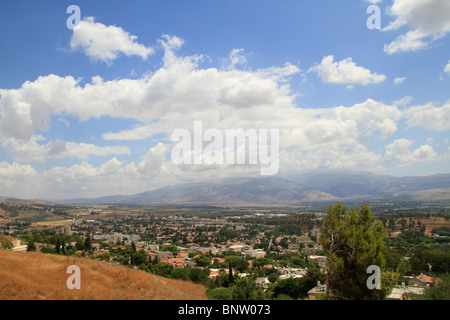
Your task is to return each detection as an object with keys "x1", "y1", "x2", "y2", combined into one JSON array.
[{"x1": 0, "y1": 0, "x2": 449, "y2": 199}]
